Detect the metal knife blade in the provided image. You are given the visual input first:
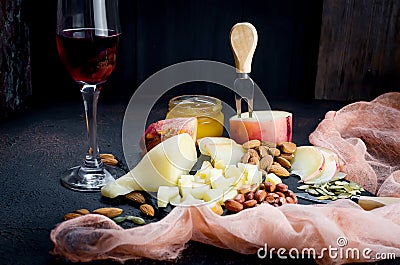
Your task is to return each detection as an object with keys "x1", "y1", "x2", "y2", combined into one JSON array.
[{"x1": 189, "y1": 154, "x2": 211, "y2": 175}]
